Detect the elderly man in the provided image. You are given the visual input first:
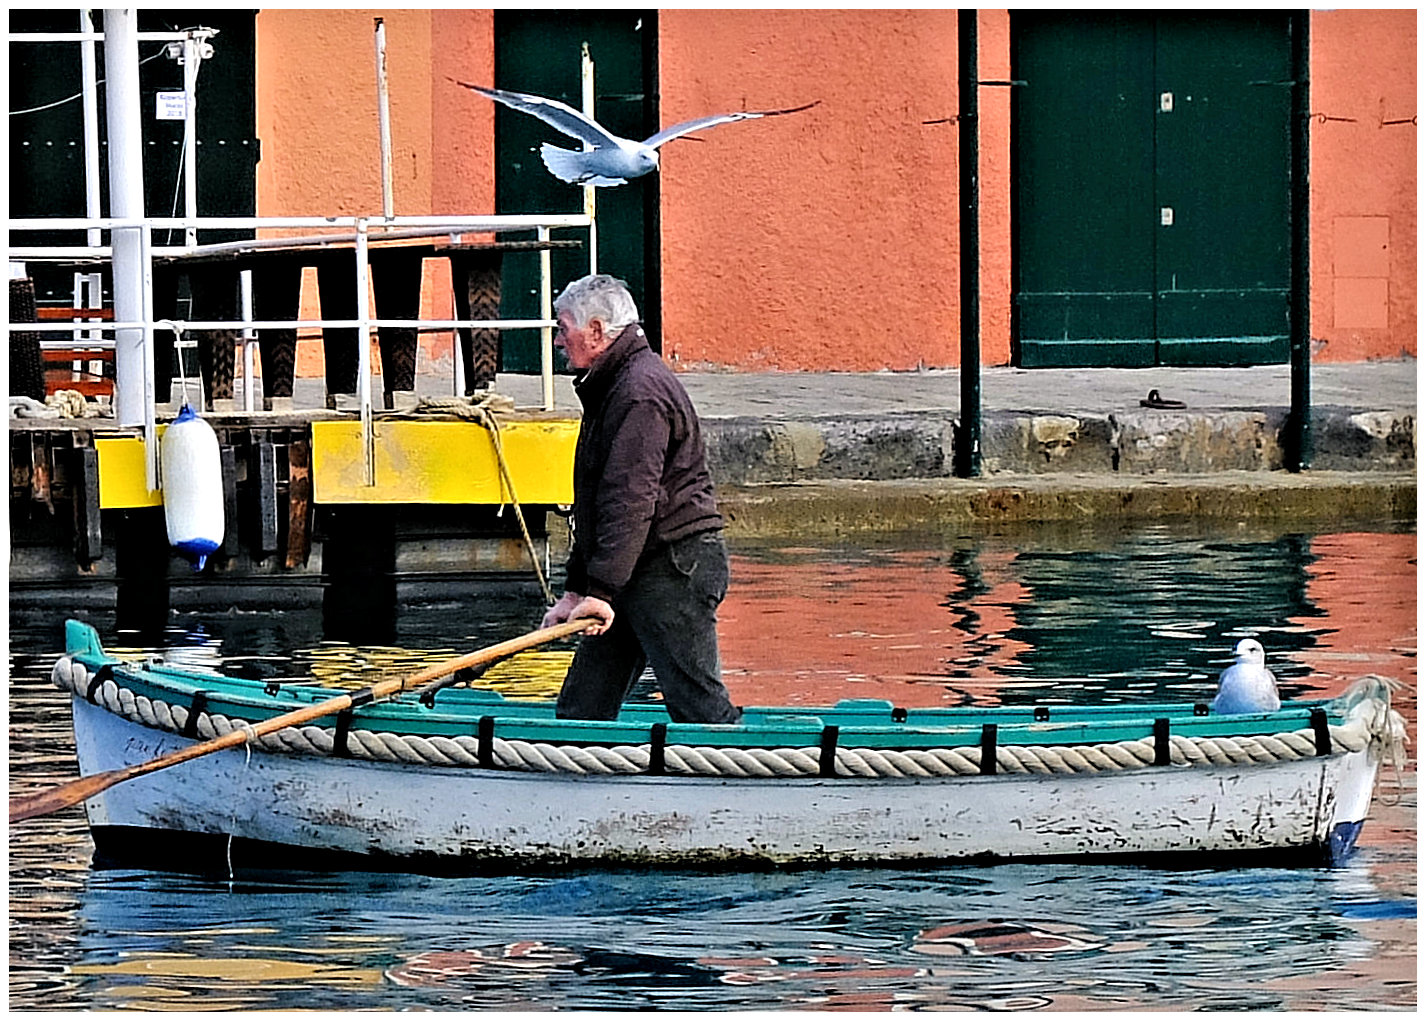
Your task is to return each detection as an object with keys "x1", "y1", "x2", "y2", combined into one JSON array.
[{"x1": 540, "y1": 274, "x2": 742, "y2": 724}]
